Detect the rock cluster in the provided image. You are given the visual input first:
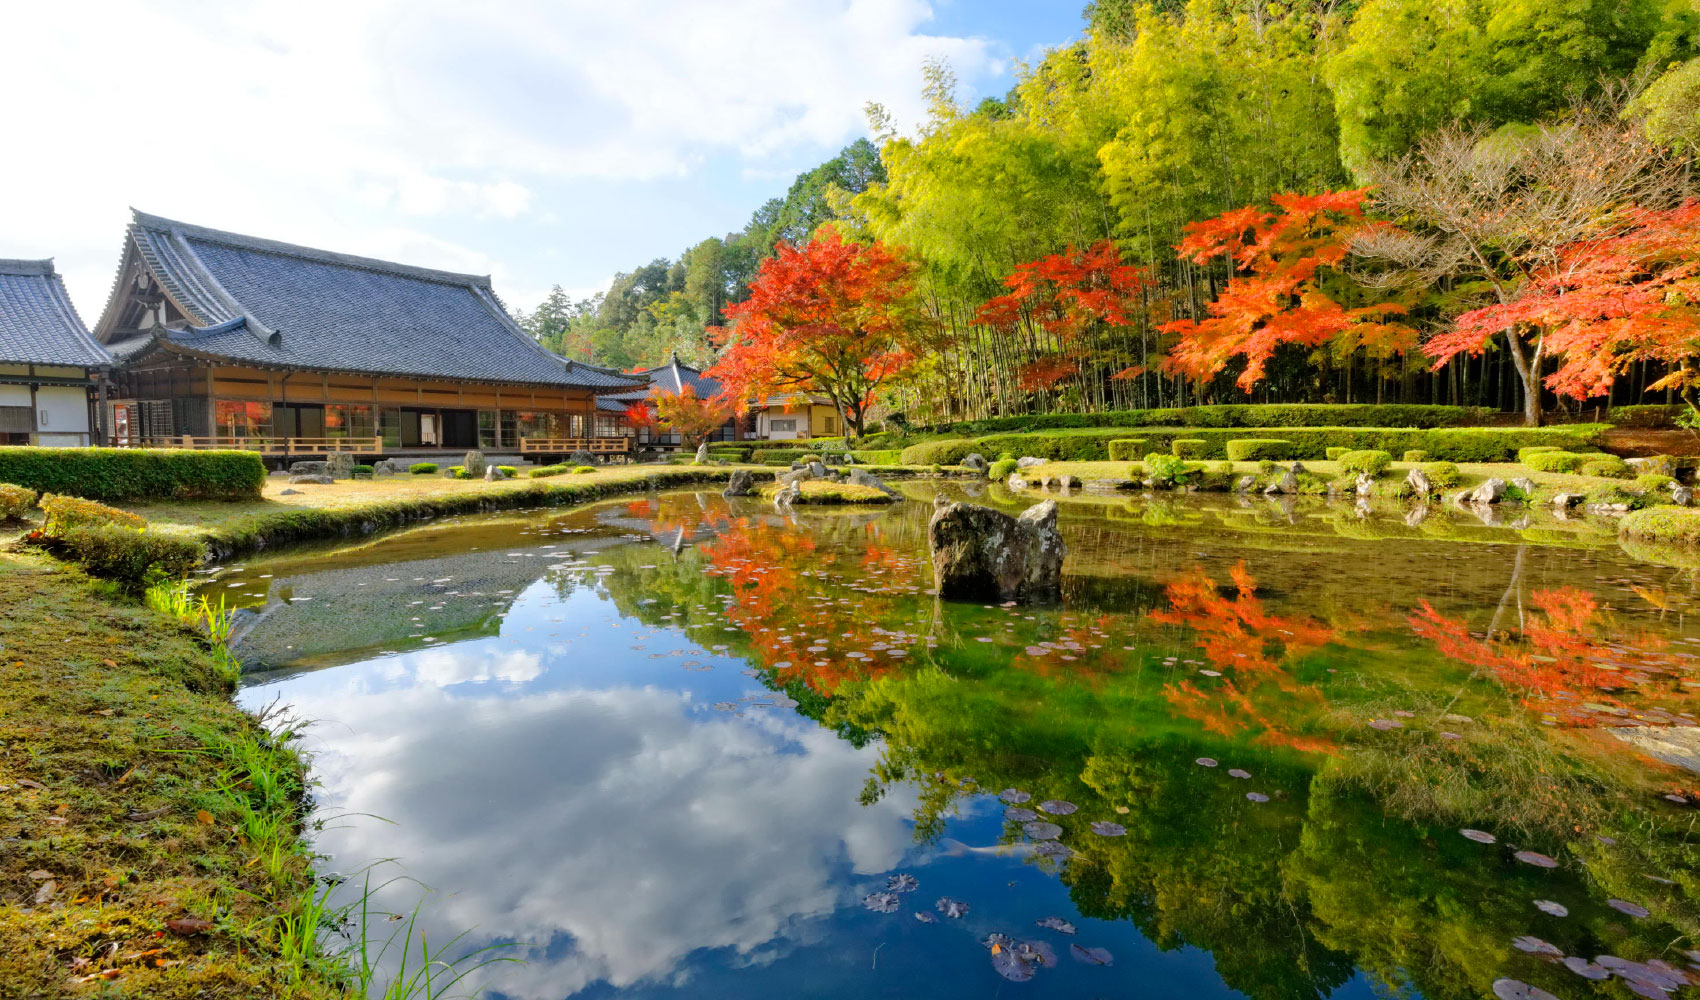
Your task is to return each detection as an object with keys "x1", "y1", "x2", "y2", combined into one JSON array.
[
  {"x1": 722, "y1": 469, "x2": 756, "y2": 497},
  {"x1": 928, "y1": 499, "x2": 1065, "y2": 604}
]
